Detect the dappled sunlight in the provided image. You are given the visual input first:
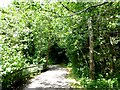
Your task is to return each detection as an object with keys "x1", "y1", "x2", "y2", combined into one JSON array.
[{"x1": 22, "y1": 65, "x2": 74, "y2": 89}]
